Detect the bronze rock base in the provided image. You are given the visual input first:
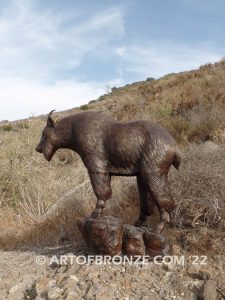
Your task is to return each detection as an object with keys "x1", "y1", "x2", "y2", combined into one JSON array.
[{"x1": 78, "y1": 216, "x2": 170, "y2": 257}]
